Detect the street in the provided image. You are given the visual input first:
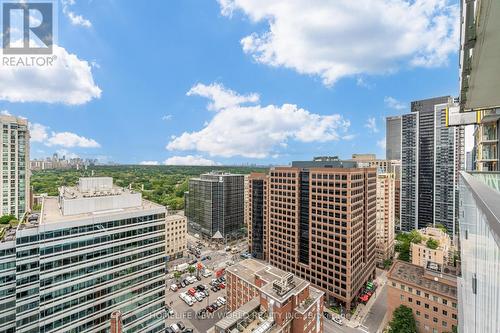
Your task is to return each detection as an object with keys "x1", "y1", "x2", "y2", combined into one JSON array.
[{"x1": 362, "y1": 284, "x2": 388, "y2": 333}]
